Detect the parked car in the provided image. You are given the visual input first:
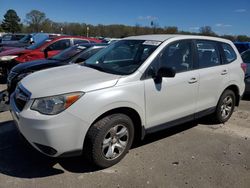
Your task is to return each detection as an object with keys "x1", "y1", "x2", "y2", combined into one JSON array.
[
  {"x1": 0, "y1": 33, "x2": 62, "y2": 51},
  {"x1": 0, "y1": 36, "x2": 101, "y2": 79},
  {"x1": 10, "y1": 35, "x2": 245, "y2": 168},
  {"x1": 1, "y1": 33, "x2": 26, "y2": 44},
  {"x1": 7, "y1": 43, "x2": 108, "y2": 97},
  {"x1": 234, "y1": 42, "x2": 250, "y2": 53},
  {"x1": 241, "y1": 49, "x2": 250, "y2": 94}
]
